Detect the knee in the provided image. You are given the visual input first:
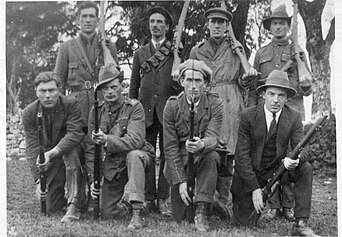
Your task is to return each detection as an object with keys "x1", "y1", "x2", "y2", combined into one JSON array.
[
  {"x1": 126, "y1": 150, "x2": 149, "y2": 167},
  {"x1": 204, "y1": 151, "x2": 220, "y2": 165},
  {"x1": 299, "y1": 161, "x2": 313, "y2": 176}
]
